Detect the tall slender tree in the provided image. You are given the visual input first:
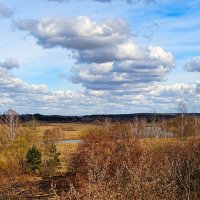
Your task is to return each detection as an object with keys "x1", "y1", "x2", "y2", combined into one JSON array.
[{"x1": 2, "y1": 109, "x2": 19, "y2": 142}]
